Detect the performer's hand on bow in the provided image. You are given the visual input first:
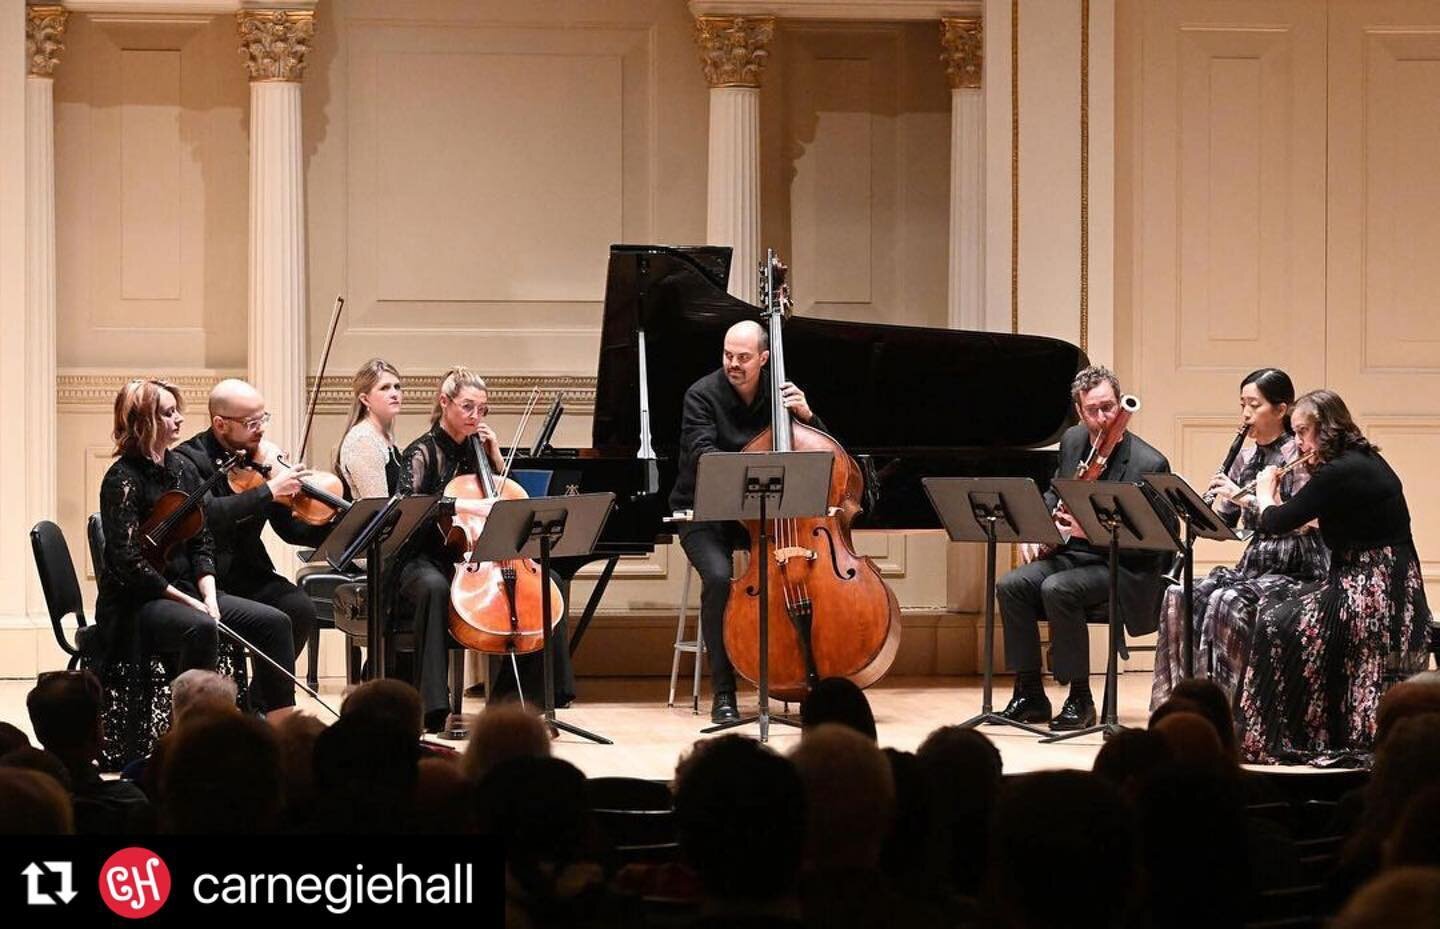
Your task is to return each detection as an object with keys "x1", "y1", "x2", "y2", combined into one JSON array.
[{"x1": 780, "y1": 381, "x2": 814, "y2": 423}]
